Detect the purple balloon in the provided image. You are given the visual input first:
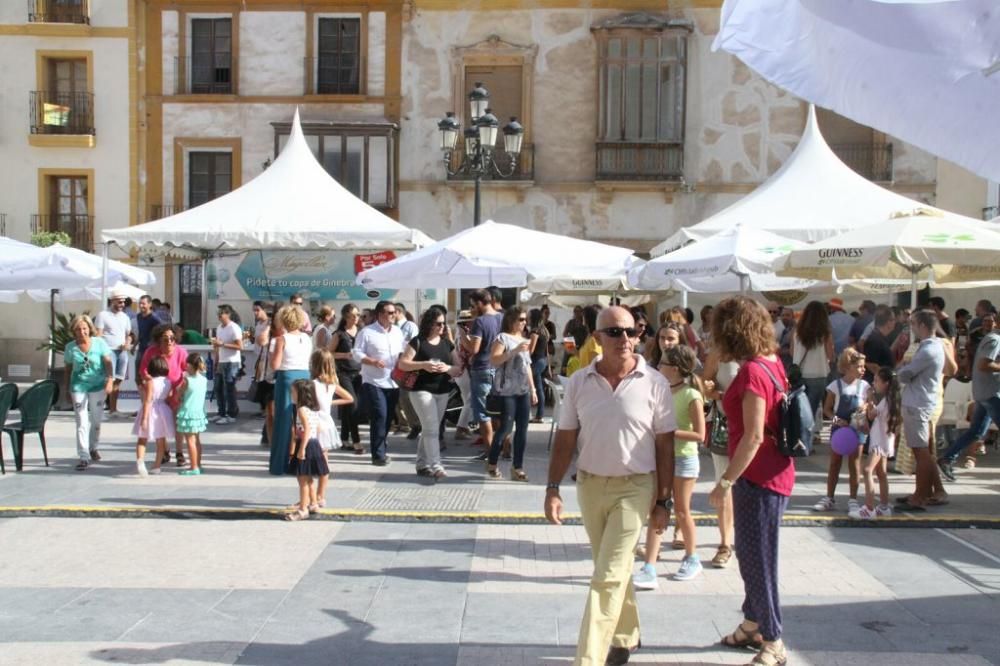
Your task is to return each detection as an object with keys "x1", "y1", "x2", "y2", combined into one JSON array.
[{"x1": 831, "y1": 427, "x2": 861, "y2": 456}]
